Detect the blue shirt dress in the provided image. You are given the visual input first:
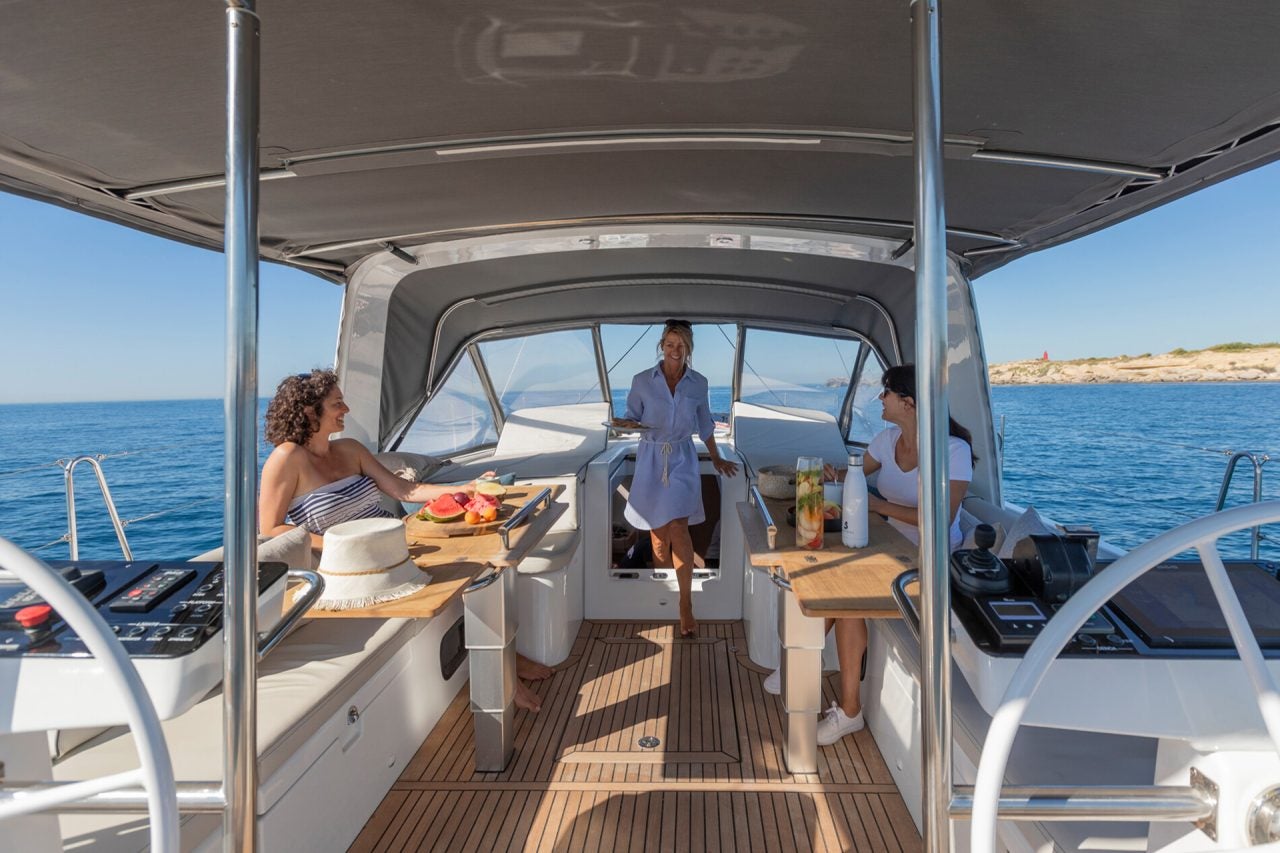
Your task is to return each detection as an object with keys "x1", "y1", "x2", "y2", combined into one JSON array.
[{"x1": 623, "y1": 364, "x2": 716, "y2": 530}]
